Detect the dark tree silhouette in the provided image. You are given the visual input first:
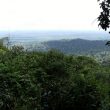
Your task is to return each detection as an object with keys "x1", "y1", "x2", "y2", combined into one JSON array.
[
  {"x1": 98, "y1": 0, "x2": 110, "y2": 31},
  {"x1": 98, "y1": 0, "x2": 110, "y2": 45}
]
